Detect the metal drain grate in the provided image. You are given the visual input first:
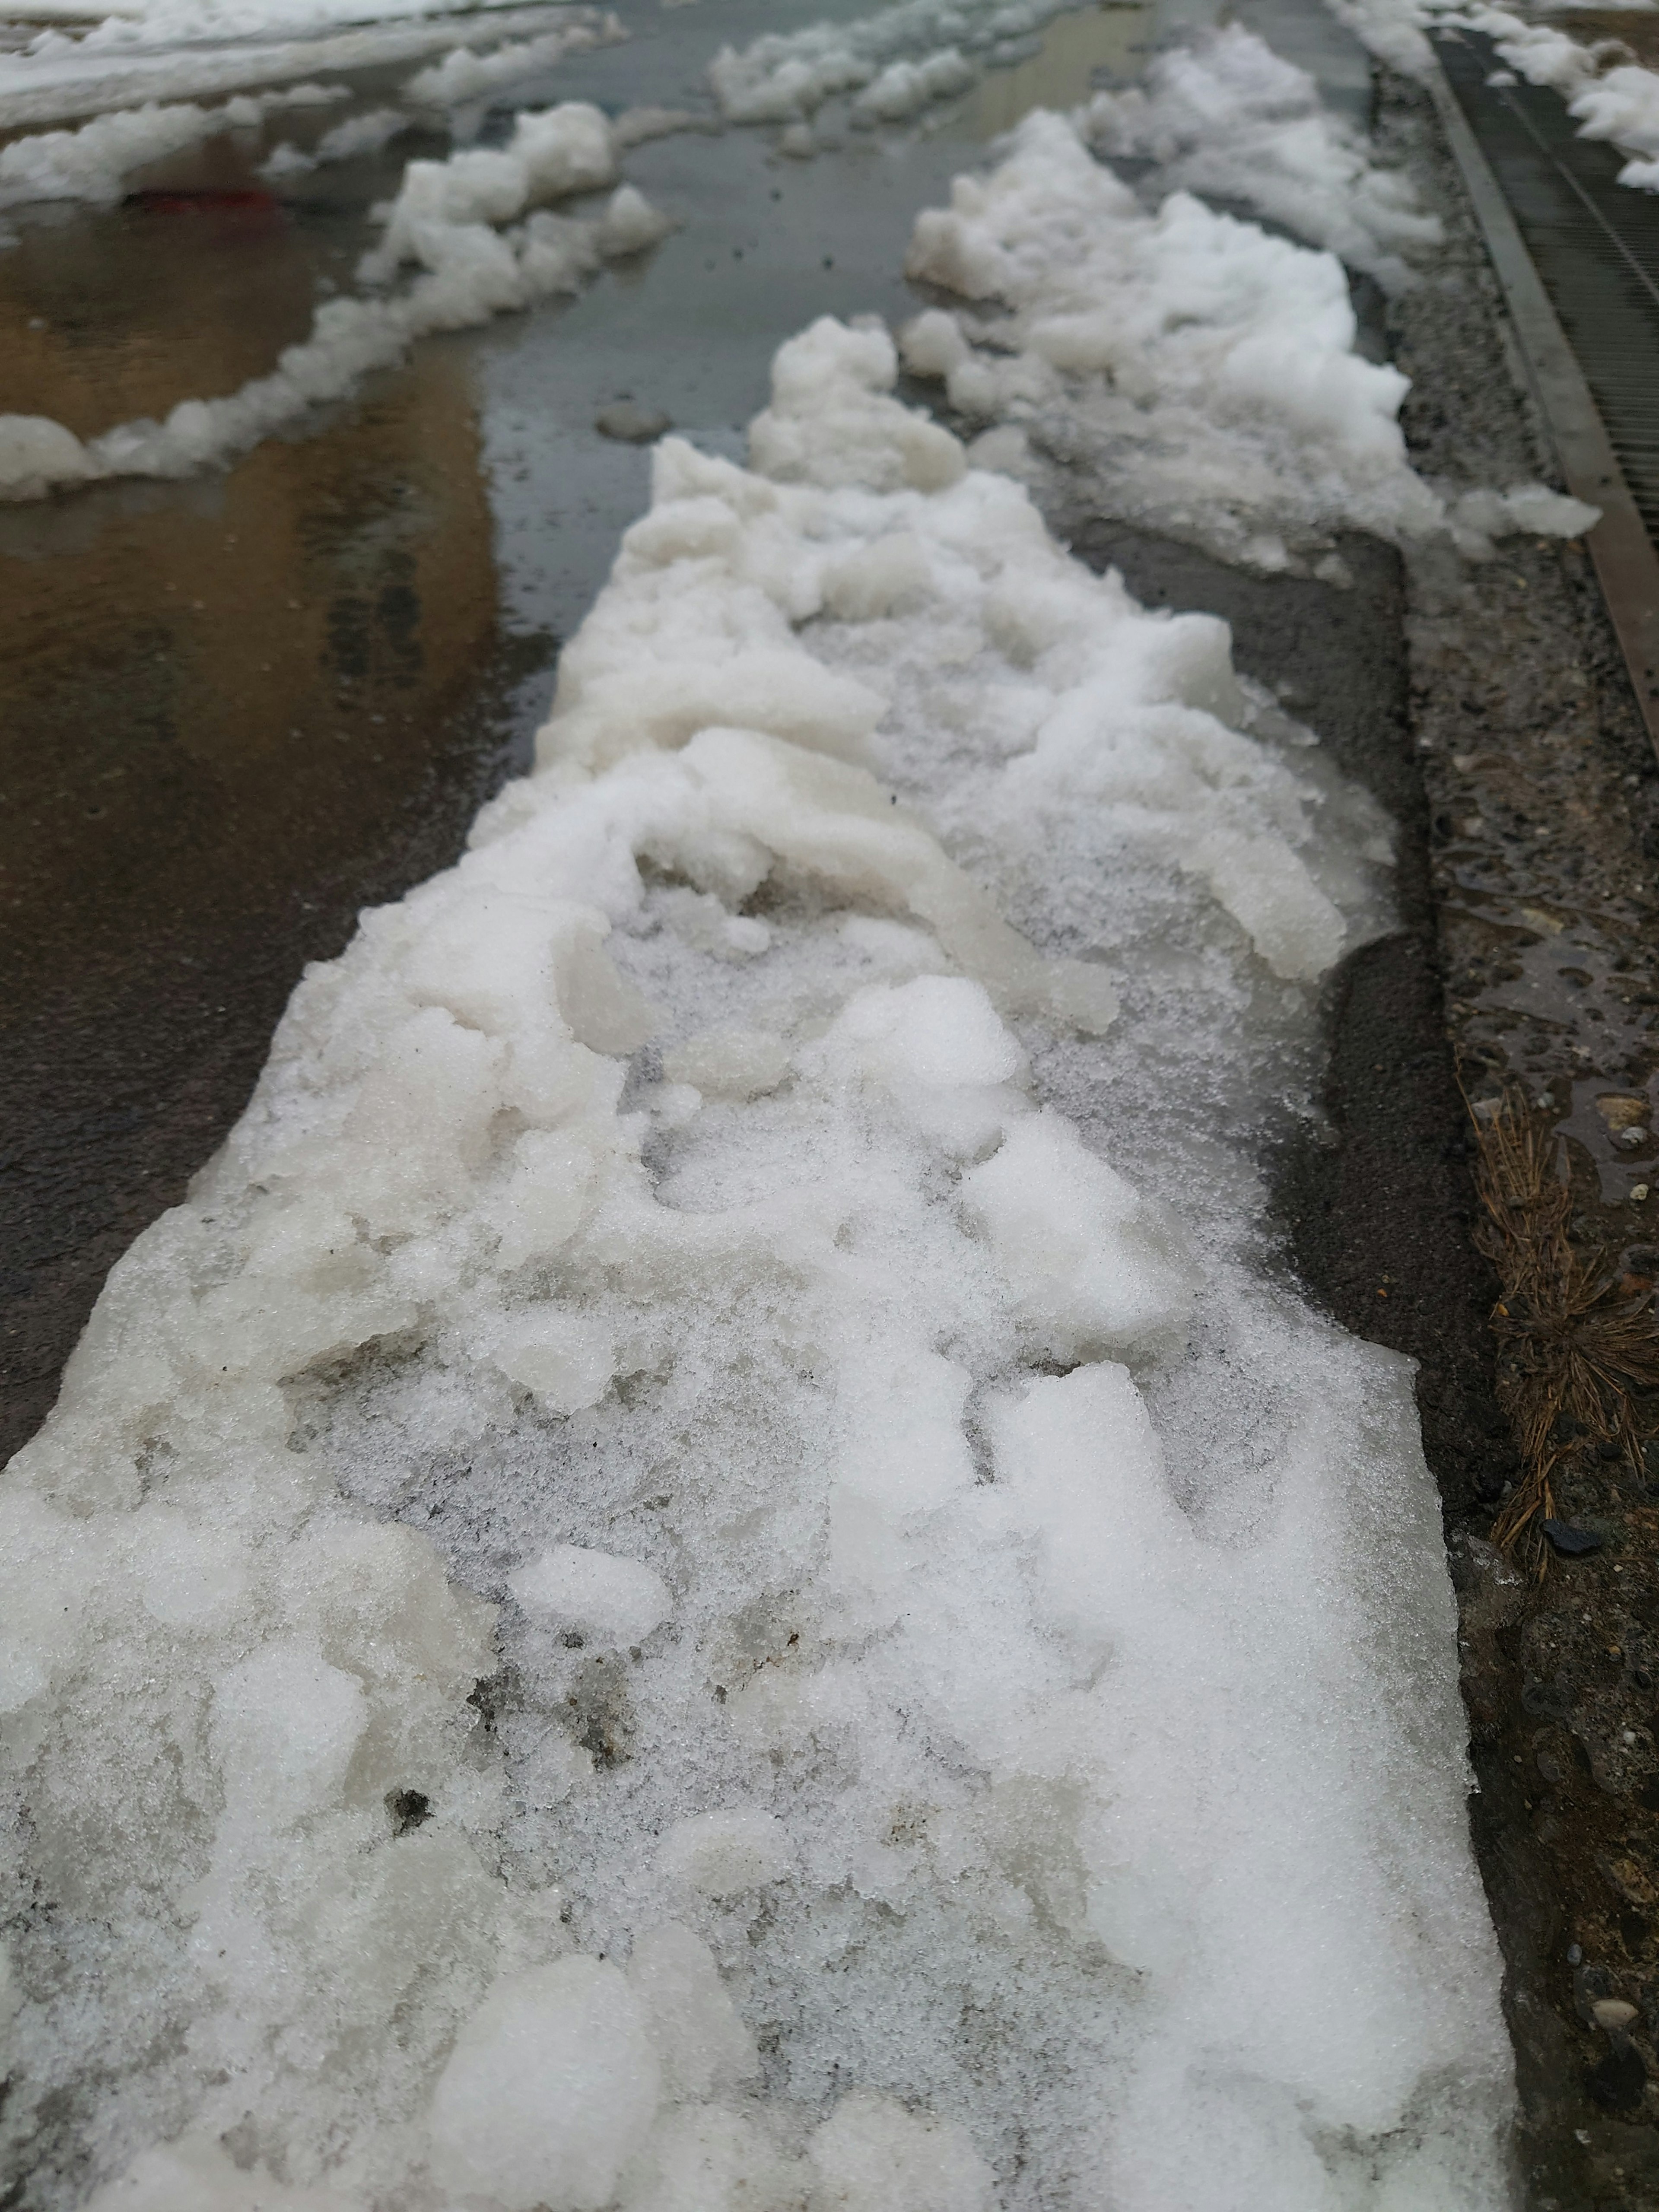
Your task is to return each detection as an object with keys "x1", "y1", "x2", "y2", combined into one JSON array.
[{"x1": 1437, "y1": 29, "x2": 1659, "y2": 550}]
